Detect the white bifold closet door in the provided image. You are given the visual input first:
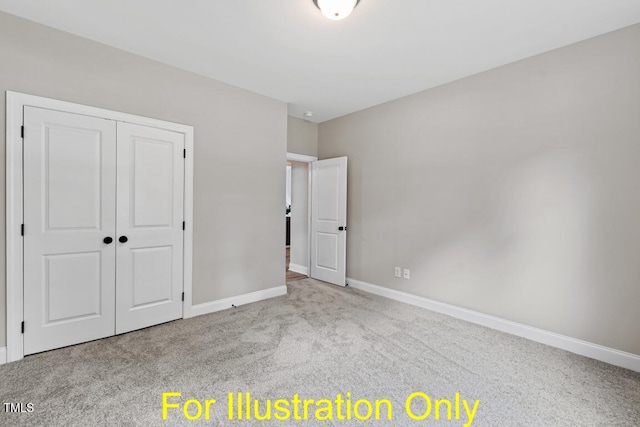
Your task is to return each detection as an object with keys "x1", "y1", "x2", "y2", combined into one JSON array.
[{"x1": 23, "y1": 107, "x2": 184, "y2": 355}]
